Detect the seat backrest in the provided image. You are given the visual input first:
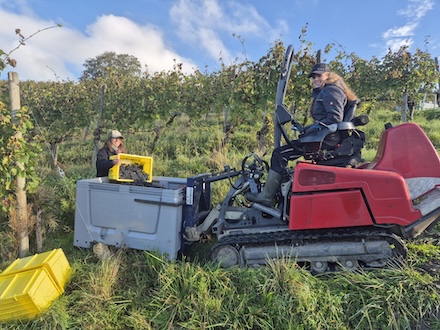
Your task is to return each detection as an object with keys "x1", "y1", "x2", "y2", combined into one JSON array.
[
  {"x1": 334, "y1": 100, "x2": 358, "y2": 130},
  {"x1": 343, "y1": 100, "x2": 358, "y2": 122},
  {"x1": 366, "y1": 123, "x2": 440, "y2": 178}
]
